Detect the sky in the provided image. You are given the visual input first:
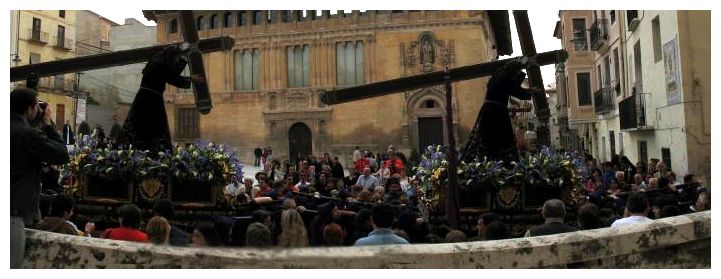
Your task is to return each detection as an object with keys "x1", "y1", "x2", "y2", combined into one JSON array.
[{"x1": 91, "y1": 9, "x2": 562, "y2": 87}]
